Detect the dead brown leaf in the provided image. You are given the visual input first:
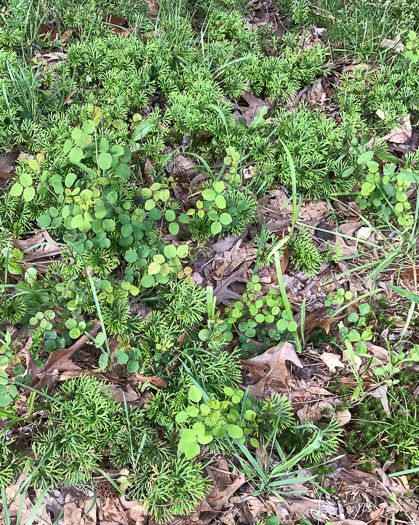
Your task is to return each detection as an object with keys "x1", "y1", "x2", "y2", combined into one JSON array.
[
  {"x1": 309, "y1": 78, "x2": 326, "y2": 105},
  {"x1": 25, "y1": 321, "x2": 101, "y2": 387},
  {"x1": 376, "y1": 114, "x2": 412, "y2": 144},
  {"x1": 369, "y1": 385, "x2": 390, "y2": 415},
  {"x1": 304, "y1": 313, "x2": 344, "y2": 336},
  {"x1": 214, "y1": 267, "x2": 249, "y2": 304},
  {"x1": 320, "y1": 352, "x2": 345, "y2": 373},
  {"x1": 64, "y1": 88, "x2": 78, "y2": 105},
  {"x1": 381, "y1": 36, "x2": 405, "y2": 52},
  {"x1": 101, "y1": 498, "x2": 128, "y2": 524},
  {"x1": 206, "y1": 458, "x2": 246, "y2": 511},
  {"x1": 13, "y1": 231, "x2": 61, "y2": 262},
  {"x1": 148, "y1": 0, "x2": 159, "y2": 17},
  {"x1": 212, "y1": 238, "x2": 256, "y2": 280},
  {"x1": 242, "y1": 342, "x2": 302, "y2": 396},
  {"x1": 401, "y1": 266, "x2": 419, "y2": 284},
  {"x1": 127, "y1": 504, "x2": 147, "y2": 525},
  {"x1": 135, "y1": 372, "x2": 167, "y2": 388},
  {"x1": 239, "y1": 91, "x2": 271, "y2": 126}
]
